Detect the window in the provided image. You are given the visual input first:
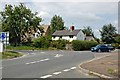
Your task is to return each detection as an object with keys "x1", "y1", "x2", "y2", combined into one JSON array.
[
  {"x1": 60, "y1": 36, "x2": 62, "y2": 38},
  {"x1": 33, "y1": 34, "x2": 35, "y2": 37},
  {"x1": 69, "y1": 35, "x2": 73, "y2": 38},
  {"x1": 53, "y1": 36, "x2": 55, "y2": 38}
]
